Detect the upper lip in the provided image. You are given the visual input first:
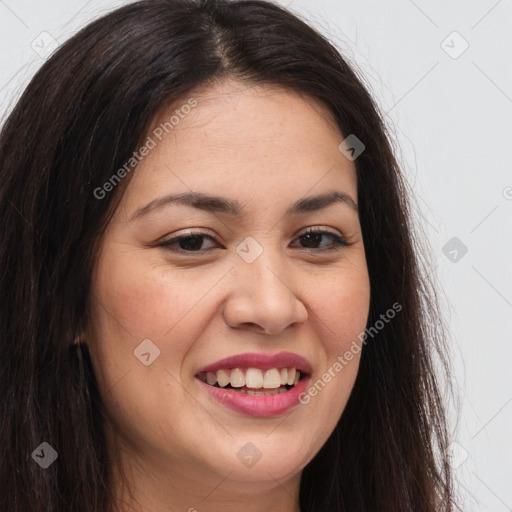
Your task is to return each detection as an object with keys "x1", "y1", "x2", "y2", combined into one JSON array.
[{"x1": 196, "y1": 351, "x2": 312, "y2": 375}]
